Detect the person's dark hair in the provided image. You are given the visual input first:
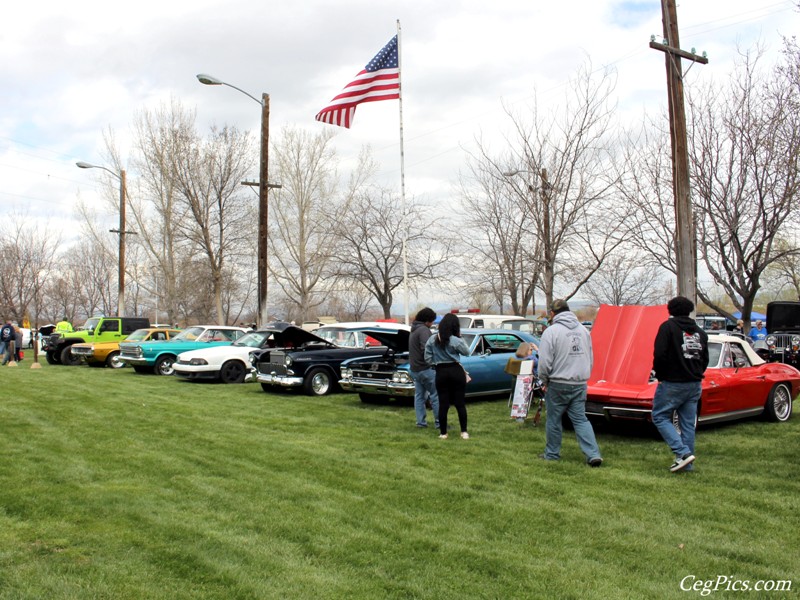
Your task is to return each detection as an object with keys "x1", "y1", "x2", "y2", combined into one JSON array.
[
  {"x1": 436, "y1": 313, "x2": 460, "y2": 346},
  {"x1": 414, "y1": 307, "x2": 436, "y2": 324},
  {"x1": 667, "y1": 296, "x2": 694, "y2": 317},
  {"x1": 550, "y1": 299, "x2": 570, "y2": 314}
]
